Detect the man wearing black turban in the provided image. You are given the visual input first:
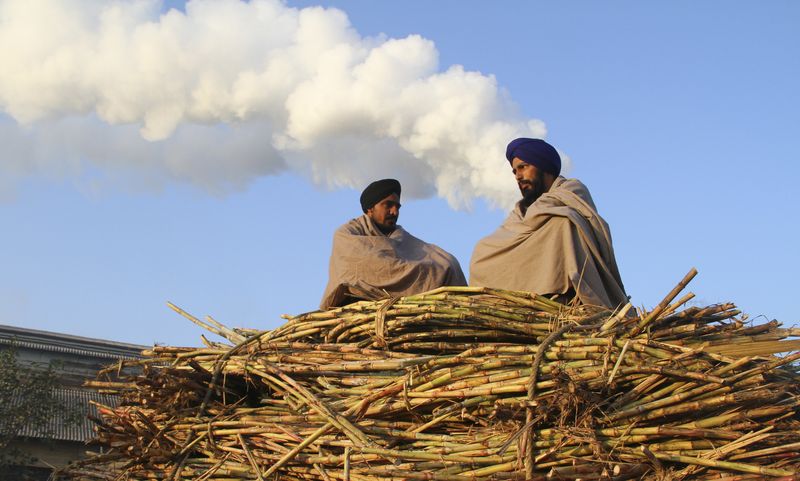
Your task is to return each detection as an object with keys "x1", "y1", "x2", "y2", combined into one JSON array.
[
  {"x1": 470, "y1": 139, "x2": 628, "y2": 309},
  {"x1": 359, "y1": 178, "x2": 402, "y2": 234},
  {"x1": 320, "y1": 179, "x2": 466, "y2": 309}
]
